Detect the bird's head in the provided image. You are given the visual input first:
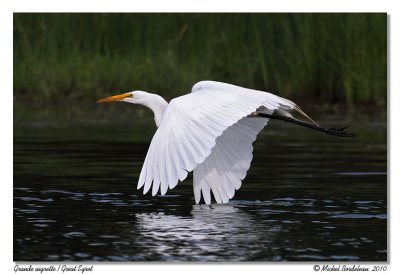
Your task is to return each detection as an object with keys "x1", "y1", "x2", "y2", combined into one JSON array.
[
  {"x1": 97, "y1": 91, "x2": 148, "y2": 104},
  {"x1": 97, "y1": 90, "x2": 168, "y2": 127}
]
